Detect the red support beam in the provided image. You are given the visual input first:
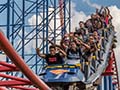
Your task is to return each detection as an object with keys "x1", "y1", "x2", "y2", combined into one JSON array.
[
  {"x1": 0, "y1": 66, "x2": 19, "y2": 72},
  {"x1": 0, "y1": 73, "x2": 31, "y2": 83},
  {"x1": 112, "y1": 51, "x2": 120, "y2": 89},
  {"x1": 102, "y1": 51, "x2": 114, "y2": 76},
  {"x1": 0, "y1": 61, "x2": 17, "y2": 68},
  {"x1": 59, "y1": 0, "x2": 64, "y2": 28},
  {"x1": 0, "y1": 31, "x2": 51, "y2": 90},
  {"x1": 0, "y1": 46, "x2": 2, "y2": 51},
  {"x1": 0, "y1": 80, "x2": 32, "y2": 86},
  {"x1": 11, "y1": 86, "x2": 38, "y2": 90},
  {"x1": 112, "y1": 82, "x2": 119, "y2": 85},
  {"x1": 0, "y1": 87, "x2": 8, "y2": 90},
  {"x1": 0, "y1": 73, "x2": 38, "y2": 89},
  {"x1": 0, "y1": 61, "x2": 19, "y2": 72}
]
